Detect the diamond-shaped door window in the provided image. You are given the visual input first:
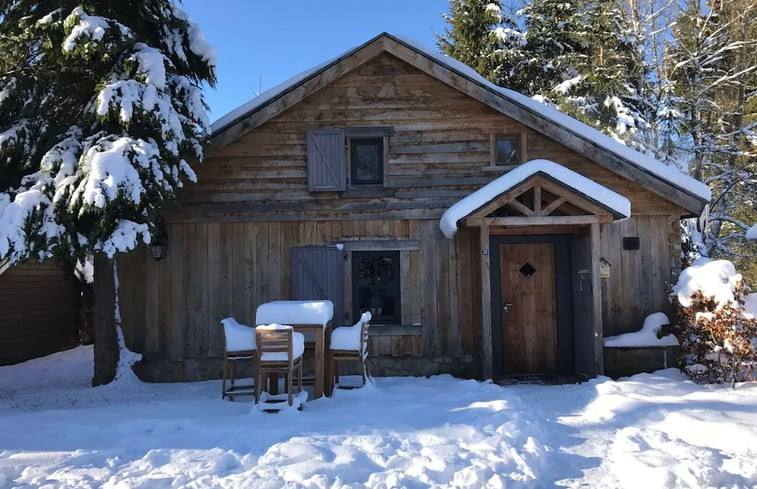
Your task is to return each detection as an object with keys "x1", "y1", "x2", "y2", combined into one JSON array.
[{"x1": 519, "y1": 262, "x2": 536, "y2": 278}]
